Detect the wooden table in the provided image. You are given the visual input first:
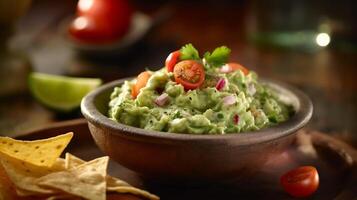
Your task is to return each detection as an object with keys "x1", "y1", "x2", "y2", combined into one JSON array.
[{"x1": 1, "y1": 0, "x2": 356, "y2": 147}]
